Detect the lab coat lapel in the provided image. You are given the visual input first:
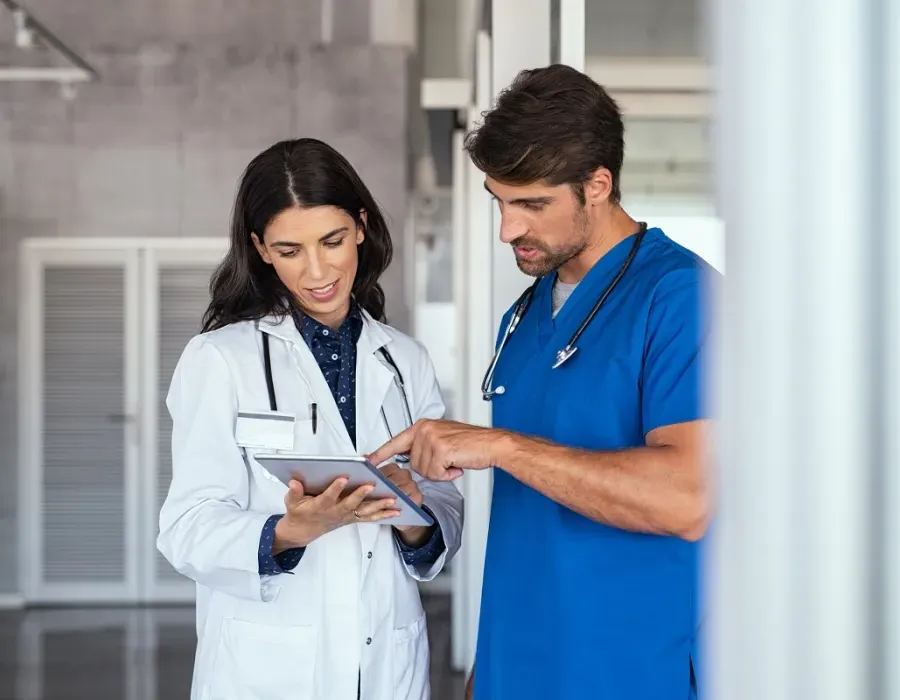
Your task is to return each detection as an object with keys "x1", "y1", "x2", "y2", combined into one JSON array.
[
  {"x1": 355, "y1": 314, "x2": 395, "y2": 453},
  {"x1": 355, "y1": 314, "x2": 394, "y2": 558},
  {"x1": 257, "y1": 314, "x2": 355, "y2": 453}
]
